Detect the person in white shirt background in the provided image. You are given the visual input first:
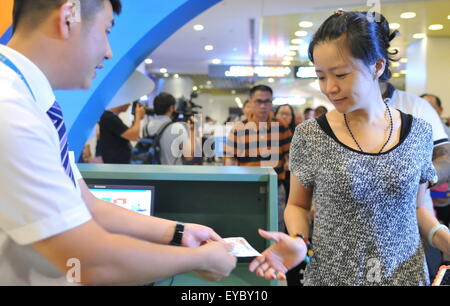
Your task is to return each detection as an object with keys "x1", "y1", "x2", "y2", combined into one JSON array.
[{"x1": 0, "y1": 0, "x2": 236, "y2": 285}]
